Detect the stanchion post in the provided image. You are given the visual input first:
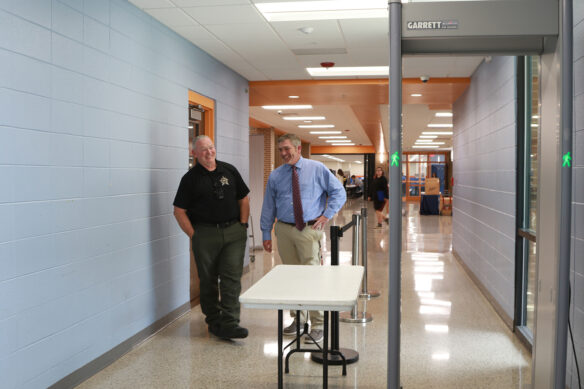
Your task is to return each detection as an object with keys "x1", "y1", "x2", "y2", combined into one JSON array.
[
  {"x1": 360, "y1": 207, "x2": 380, "y2": 299},
  {"x1": 340, "y1": 214, "x2": 372, "y2": 324}
]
